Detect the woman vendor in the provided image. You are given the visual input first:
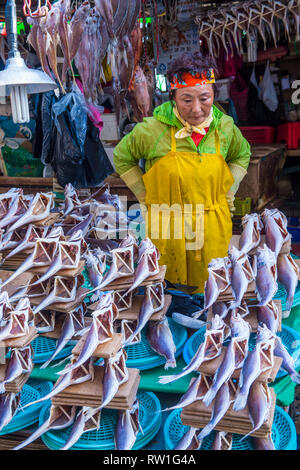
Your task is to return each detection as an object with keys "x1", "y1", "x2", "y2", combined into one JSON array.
[{"x1": 114, "y1": 53, "x2": 251, "y2": 296}]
